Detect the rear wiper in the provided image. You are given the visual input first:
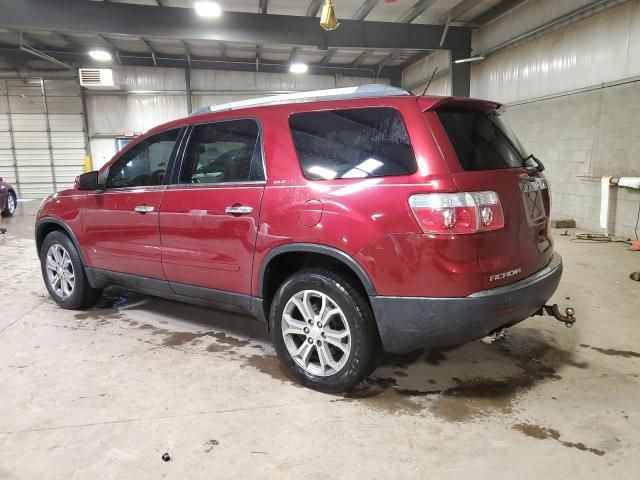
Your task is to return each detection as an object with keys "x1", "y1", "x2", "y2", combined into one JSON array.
[{"x1": 525, "y1": 154, "x2": 545, "y2": 175}]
